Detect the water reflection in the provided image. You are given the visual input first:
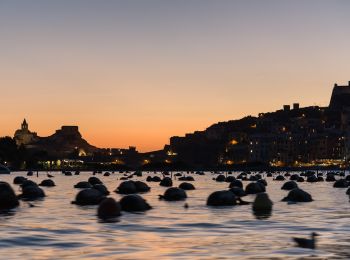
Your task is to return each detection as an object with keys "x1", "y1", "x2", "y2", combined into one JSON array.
[
  {"x1": 0, "y1": 209, "x2": 16, "y2": 218},
  {"x1": 98, "y1": 217, "x2": 121, "y2": 224},
  {"x1": 0, "y1": 171, "x2": 348, "y2": 259},
  {"x1": 253, "y1": 209, "x2": 272, "y2": 220}
]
